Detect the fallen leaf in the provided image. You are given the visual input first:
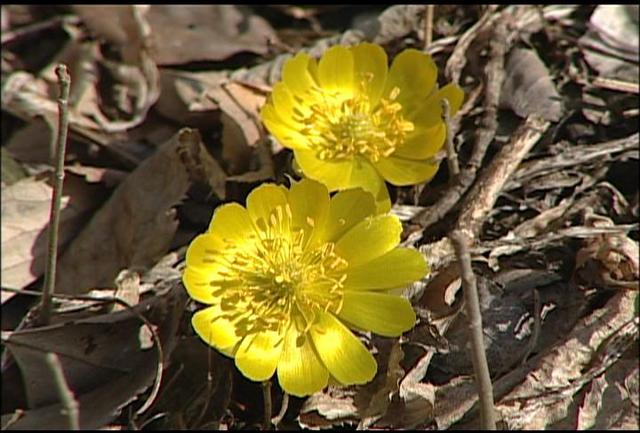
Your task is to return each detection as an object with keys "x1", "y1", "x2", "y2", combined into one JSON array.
[
  {"x1": 579, "y1": 5, "x2": 639, "y2": 83},
  {"x1": 54, "y1": 128, "x2": 222, "y2": 294},
  {"x1": 146, "y1": 5, "x2": 278, "y2": 65},
  {"x1": 0, "y1": 174, "x2": 104, "y2": 300},
  {"x1": 500, "y1": 47, "x2": 564, "y2": 122},
  {"x1": 1, "y1": 280, "x2": 186, "y2": 429},
  {"x1": 574, "y1": 209, "x2": 640, "y2": 290}
]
